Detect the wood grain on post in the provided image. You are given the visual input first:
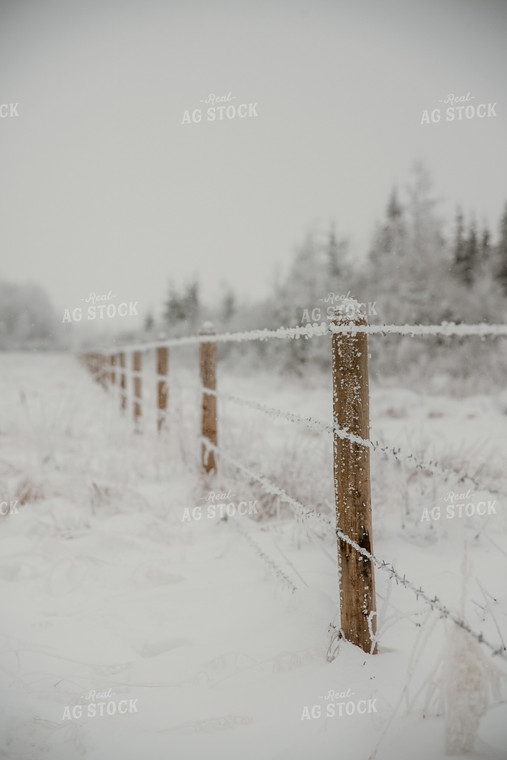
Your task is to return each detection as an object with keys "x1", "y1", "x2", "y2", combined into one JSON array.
[
  {"x1": 332, "y1": 301, "x2": 377, "y2": 654},
  {"x1": 110, "y1": 353, "x2": 116, "y2": 387},
  {"x1": 199, "y1": 322, "x2": 217, "y2": 474},
  {"x1": 132, "y1": 350, "x2": 142, "y2": 427},
  {"x1": 119, "y1": 352, "x2": 127, "y2": 412},
  {"x1": 156, "y1": 346, "x2": 169, "y2": 432}
]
